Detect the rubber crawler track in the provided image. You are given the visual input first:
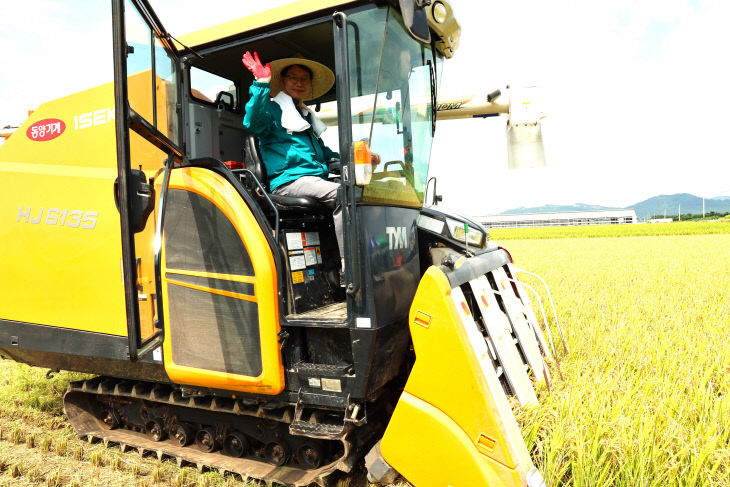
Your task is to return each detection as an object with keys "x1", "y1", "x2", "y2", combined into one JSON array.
[{"x1": 64, "y1": 377, "x2": 368, "y2": 486}]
